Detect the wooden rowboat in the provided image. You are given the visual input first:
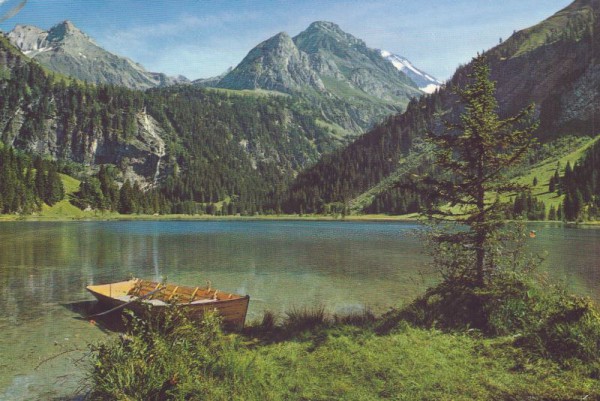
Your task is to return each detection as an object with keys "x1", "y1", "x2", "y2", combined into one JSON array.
[{"x1": 86, "y1": 278, "x2": 250, "y2": 329}]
